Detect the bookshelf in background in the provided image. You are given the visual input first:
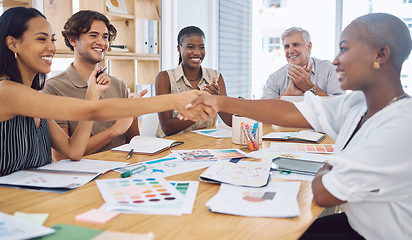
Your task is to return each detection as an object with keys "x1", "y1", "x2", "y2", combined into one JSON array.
[
  {"x1": 0, "y1": 0, "x2": 31, "y2": 9},
  {"x1": 43, "y1": 0, "x2": 161, "y2": 95}
]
